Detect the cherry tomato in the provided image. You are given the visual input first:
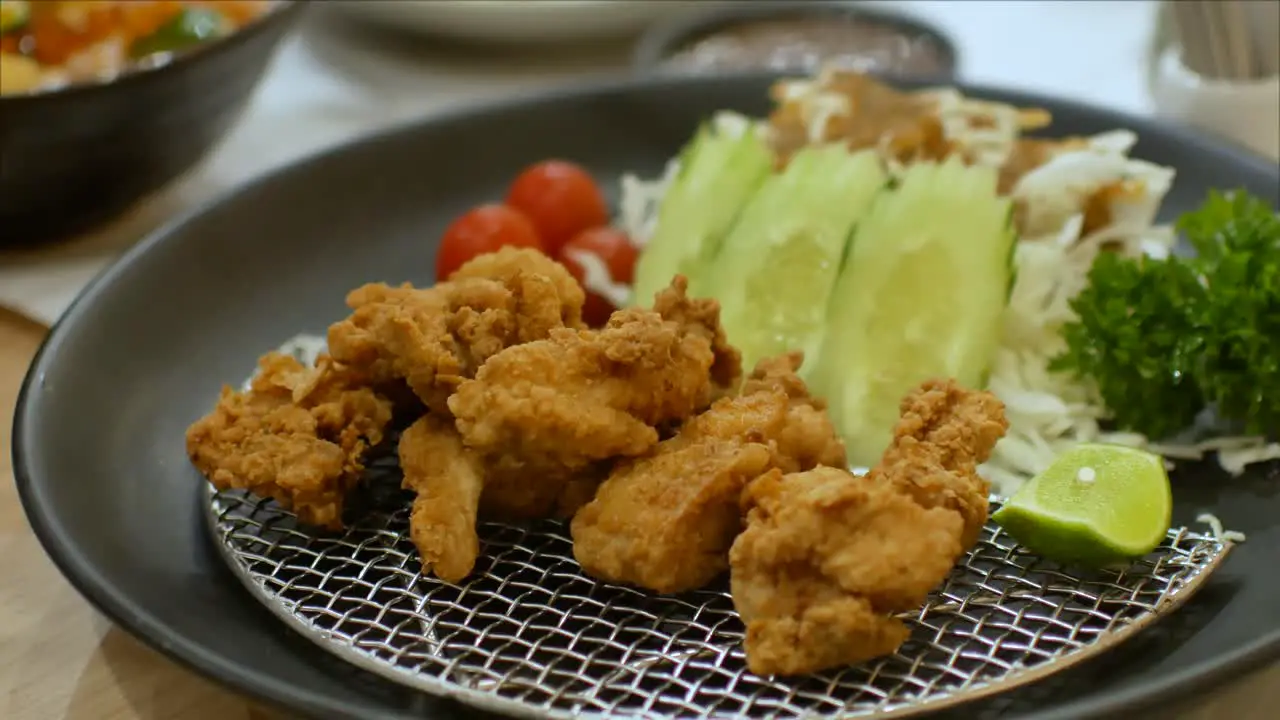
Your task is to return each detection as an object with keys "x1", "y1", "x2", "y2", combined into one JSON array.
[
  {"x1": 505, "y1": 160, "x2": 609, "y2": 257},
  {"x1": 556, "y1": 227, "x2": 639, "y2": 327},
  {"x1": 436, "y1": 204, "x2": 544, "y2": 282}
]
